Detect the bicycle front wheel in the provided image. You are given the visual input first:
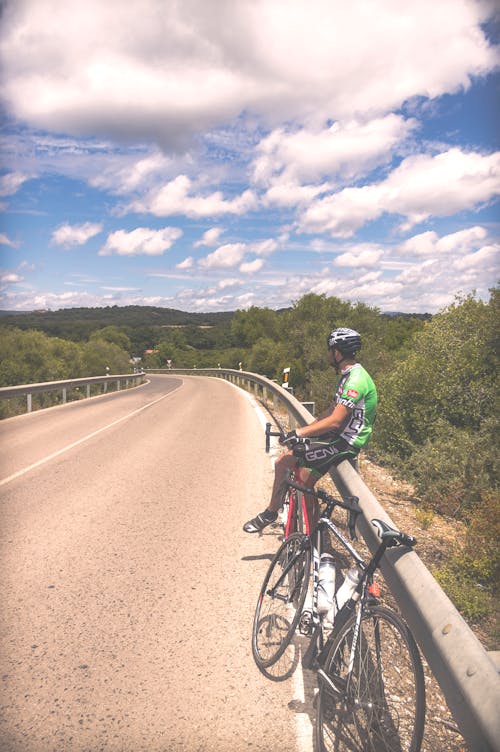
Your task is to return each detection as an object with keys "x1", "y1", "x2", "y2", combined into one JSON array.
[
  {"x1": 252, "y1": 532, "x2": 311, "y2": 669},
  {"x1": 316, "y1": 605, "x2": 425, "y2": 752}
]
